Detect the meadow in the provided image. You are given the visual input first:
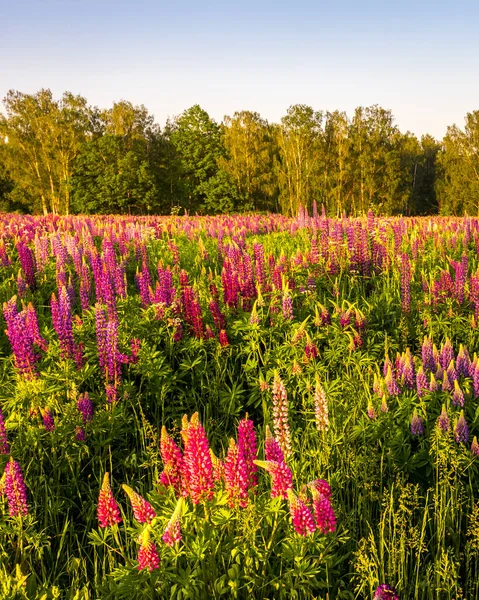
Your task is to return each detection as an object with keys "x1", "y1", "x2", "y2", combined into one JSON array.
[{"x1": 1, "y1": 209, "x2": 479, "y2": 599}]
